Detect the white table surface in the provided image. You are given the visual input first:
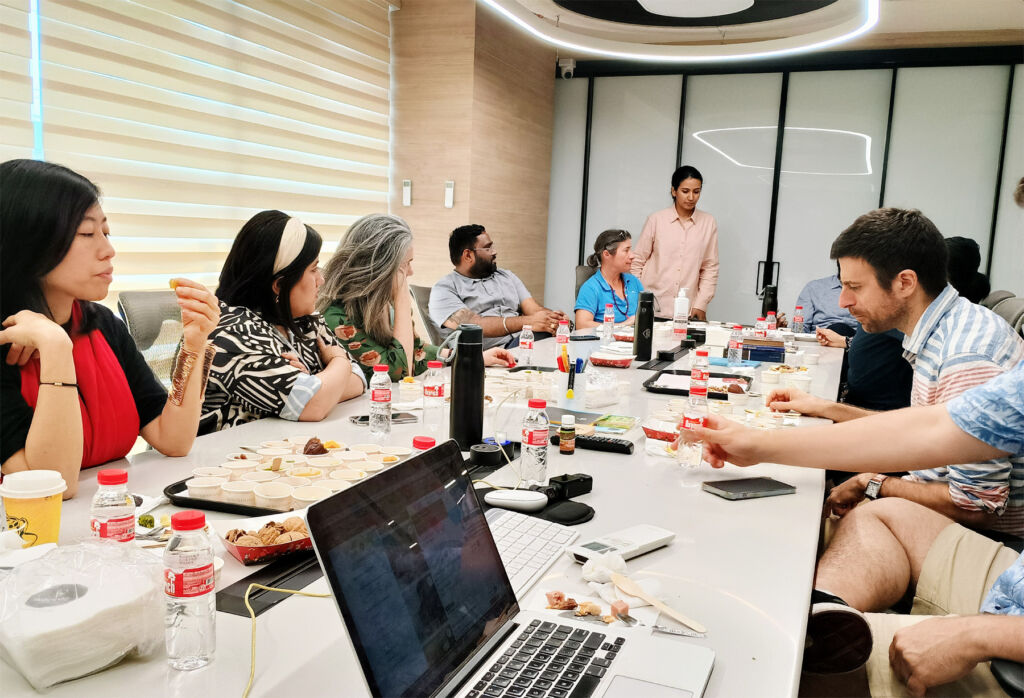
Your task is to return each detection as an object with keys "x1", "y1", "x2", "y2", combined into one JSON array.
[{"x1": 1, "y1": 332, "x2": 843, "y2": 697}]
